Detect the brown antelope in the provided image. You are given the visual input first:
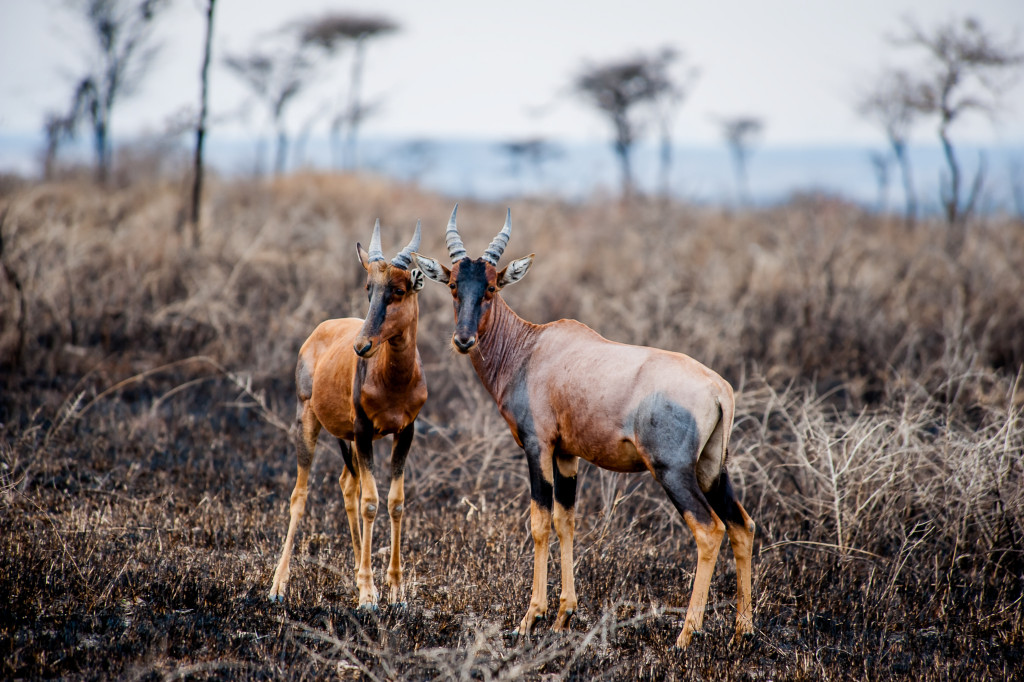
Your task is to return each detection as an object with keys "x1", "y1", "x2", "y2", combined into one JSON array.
[
  {"x1": 268, "y1": 219, "x2": 427, "y2": 610},
  {"x1": 414, "y1": 206, "x2": 755, "y2": 648}
]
